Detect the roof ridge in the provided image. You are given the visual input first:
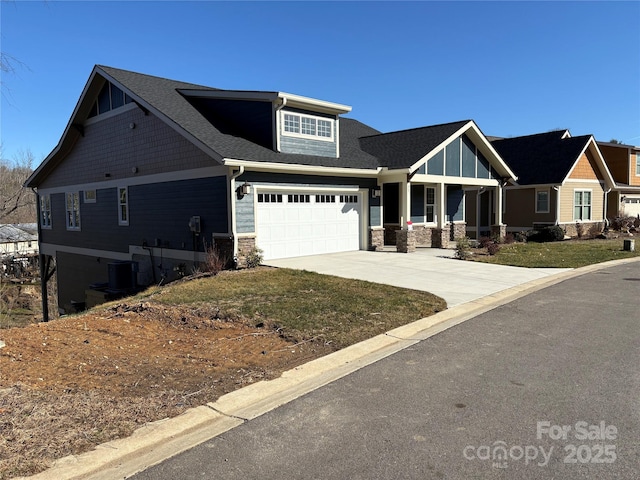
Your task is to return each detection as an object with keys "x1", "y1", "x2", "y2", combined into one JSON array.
[
  {"x1": 491, "y1": 130, "x2": 568, "y2": 142},
  {"x1": 97, "y1": 65, "x2": 219, "y2": 91},
  {"x1": 360, "y1": 119, "x2": 472, "y2": 140}
]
